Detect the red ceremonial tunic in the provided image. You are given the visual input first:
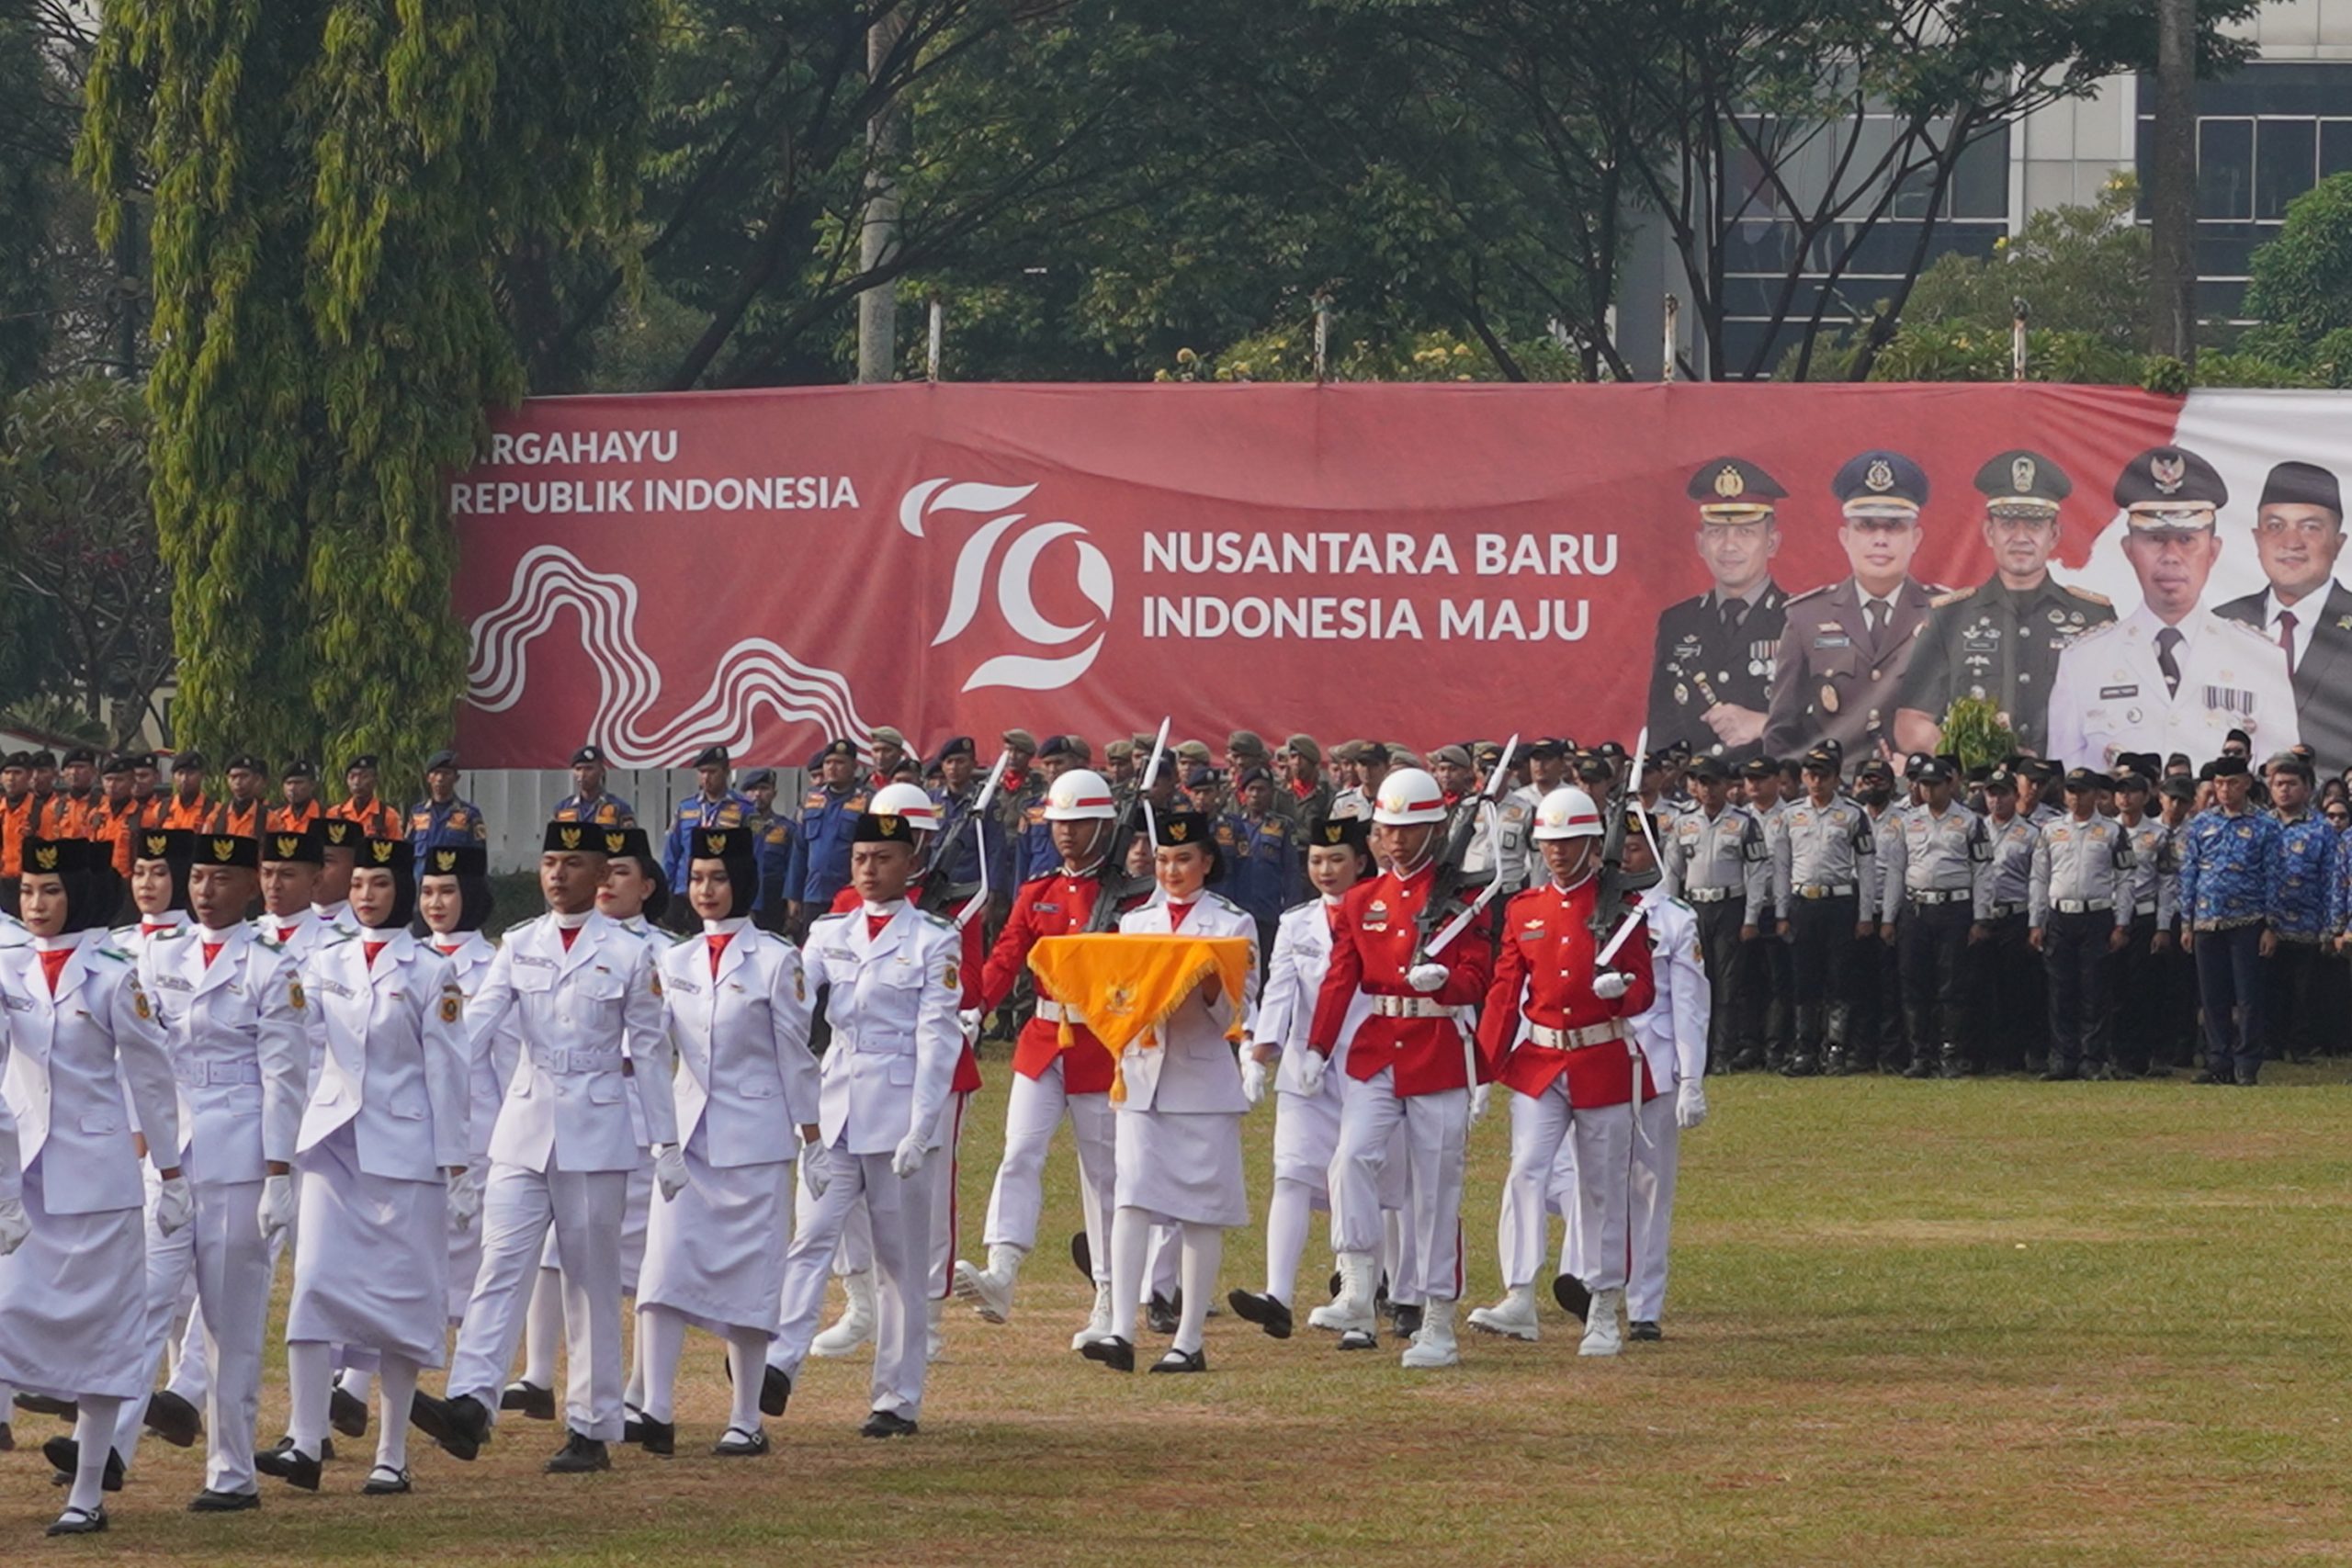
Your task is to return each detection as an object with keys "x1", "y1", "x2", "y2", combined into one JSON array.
[
  {"x1": 831, "y1": 879, "x2": 984, "y2": 1095},
  {"x1": 1306, "y1": 862, "x2": 1494, "y2": 1096},
  {"x1": 1477, "y1": 876, "x2": 1656, "y2": 1107},
  {"x1": 978, "y1": 867, "x2": 1121, "y2": 1095}
]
